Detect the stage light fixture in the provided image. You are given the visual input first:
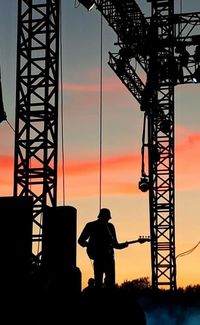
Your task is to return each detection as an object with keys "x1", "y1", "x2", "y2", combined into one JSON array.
[
  {"x1": 78, "y1": 0, "x2": 95, "y2": 11},
  {"x1": 139, "y1": 176, "x2": 149, "y2": 192}
]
